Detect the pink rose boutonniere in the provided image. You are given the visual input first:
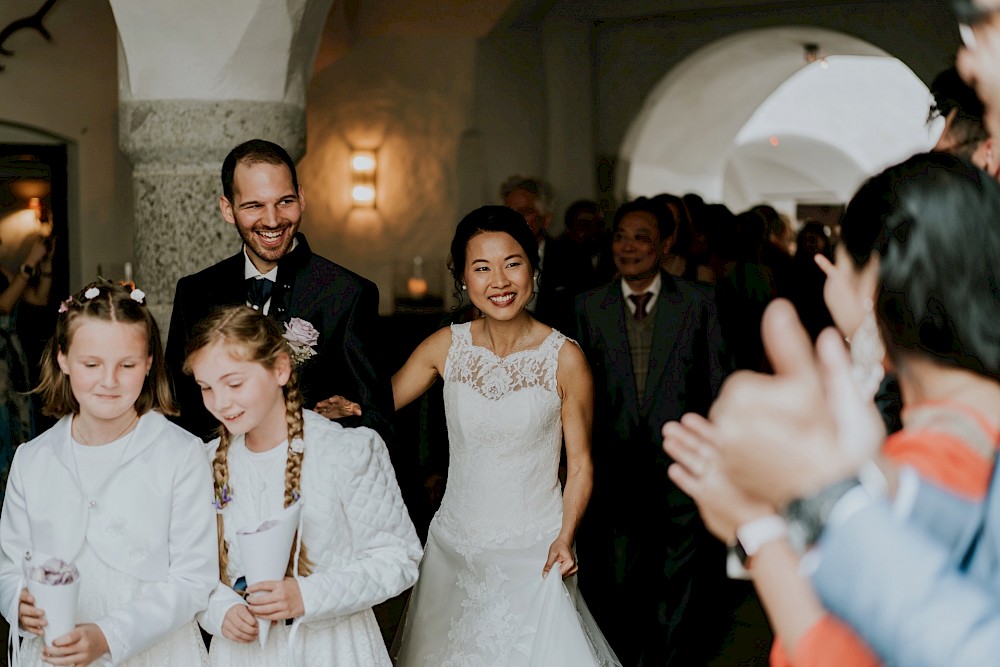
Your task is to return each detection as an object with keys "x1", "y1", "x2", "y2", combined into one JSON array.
[{"x1": 283, "y1": 317, "x2": 320, "y2": 367}]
